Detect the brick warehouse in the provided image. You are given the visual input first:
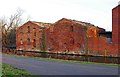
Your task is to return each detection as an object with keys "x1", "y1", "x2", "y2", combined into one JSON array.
[
  {"x1": 16, "y1": 21, "x2": 51, "y2": 51},
  {"x1": 16, "y1": 5, "x2": 120, "y2": 57},
  {"x1": 45, "y1": 18, "x2": 105, "y2": 54}
]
